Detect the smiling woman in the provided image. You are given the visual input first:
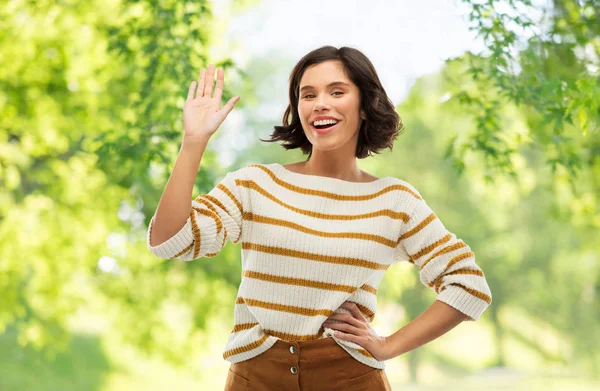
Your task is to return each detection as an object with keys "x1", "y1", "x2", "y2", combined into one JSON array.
[
  {"x1": 147, "y1": 45, "x2": 492, "y2": 391},
  {"x1": 259, "y1": 45, "x2": 404, "y2": 180}
]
